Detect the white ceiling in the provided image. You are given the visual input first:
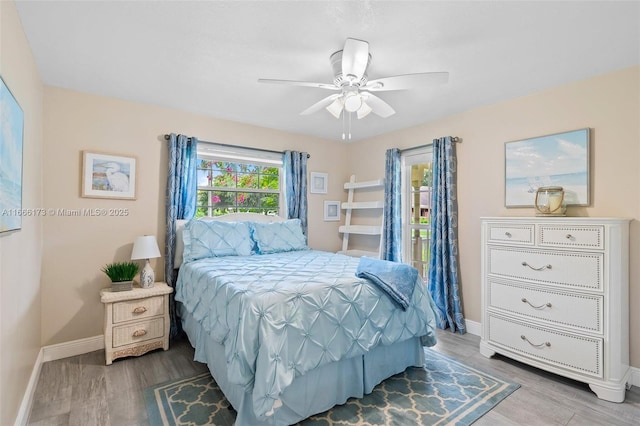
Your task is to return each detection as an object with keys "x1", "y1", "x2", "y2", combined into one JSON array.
[{"x1": 14, "y1": 1, "x2": 640, "y2": 142}]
